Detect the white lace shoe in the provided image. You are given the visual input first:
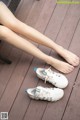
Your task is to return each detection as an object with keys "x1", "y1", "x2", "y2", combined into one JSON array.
[
  {"x1": 26, "y1": 86, "x2": 64, "y2": 102},
  {"x1": 35, "y1": 67, "x2": 68, "y2": 89}
]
